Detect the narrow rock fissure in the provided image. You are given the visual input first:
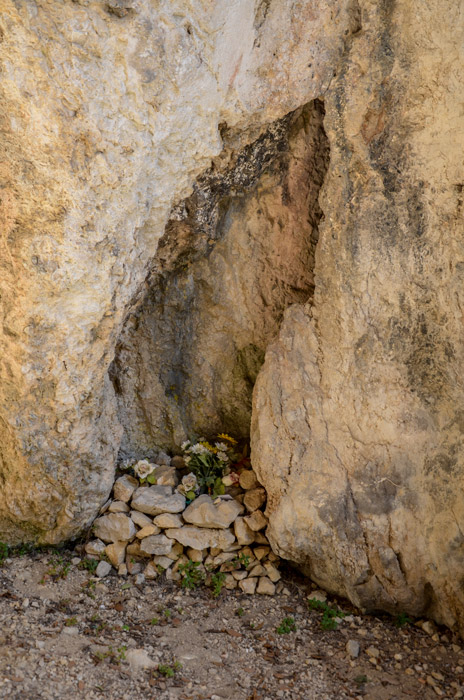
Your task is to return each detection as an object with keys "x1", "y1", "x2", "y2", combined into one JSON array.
[{"x1": 110, "y1": 99, "x2": 329, "y2": 461}]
